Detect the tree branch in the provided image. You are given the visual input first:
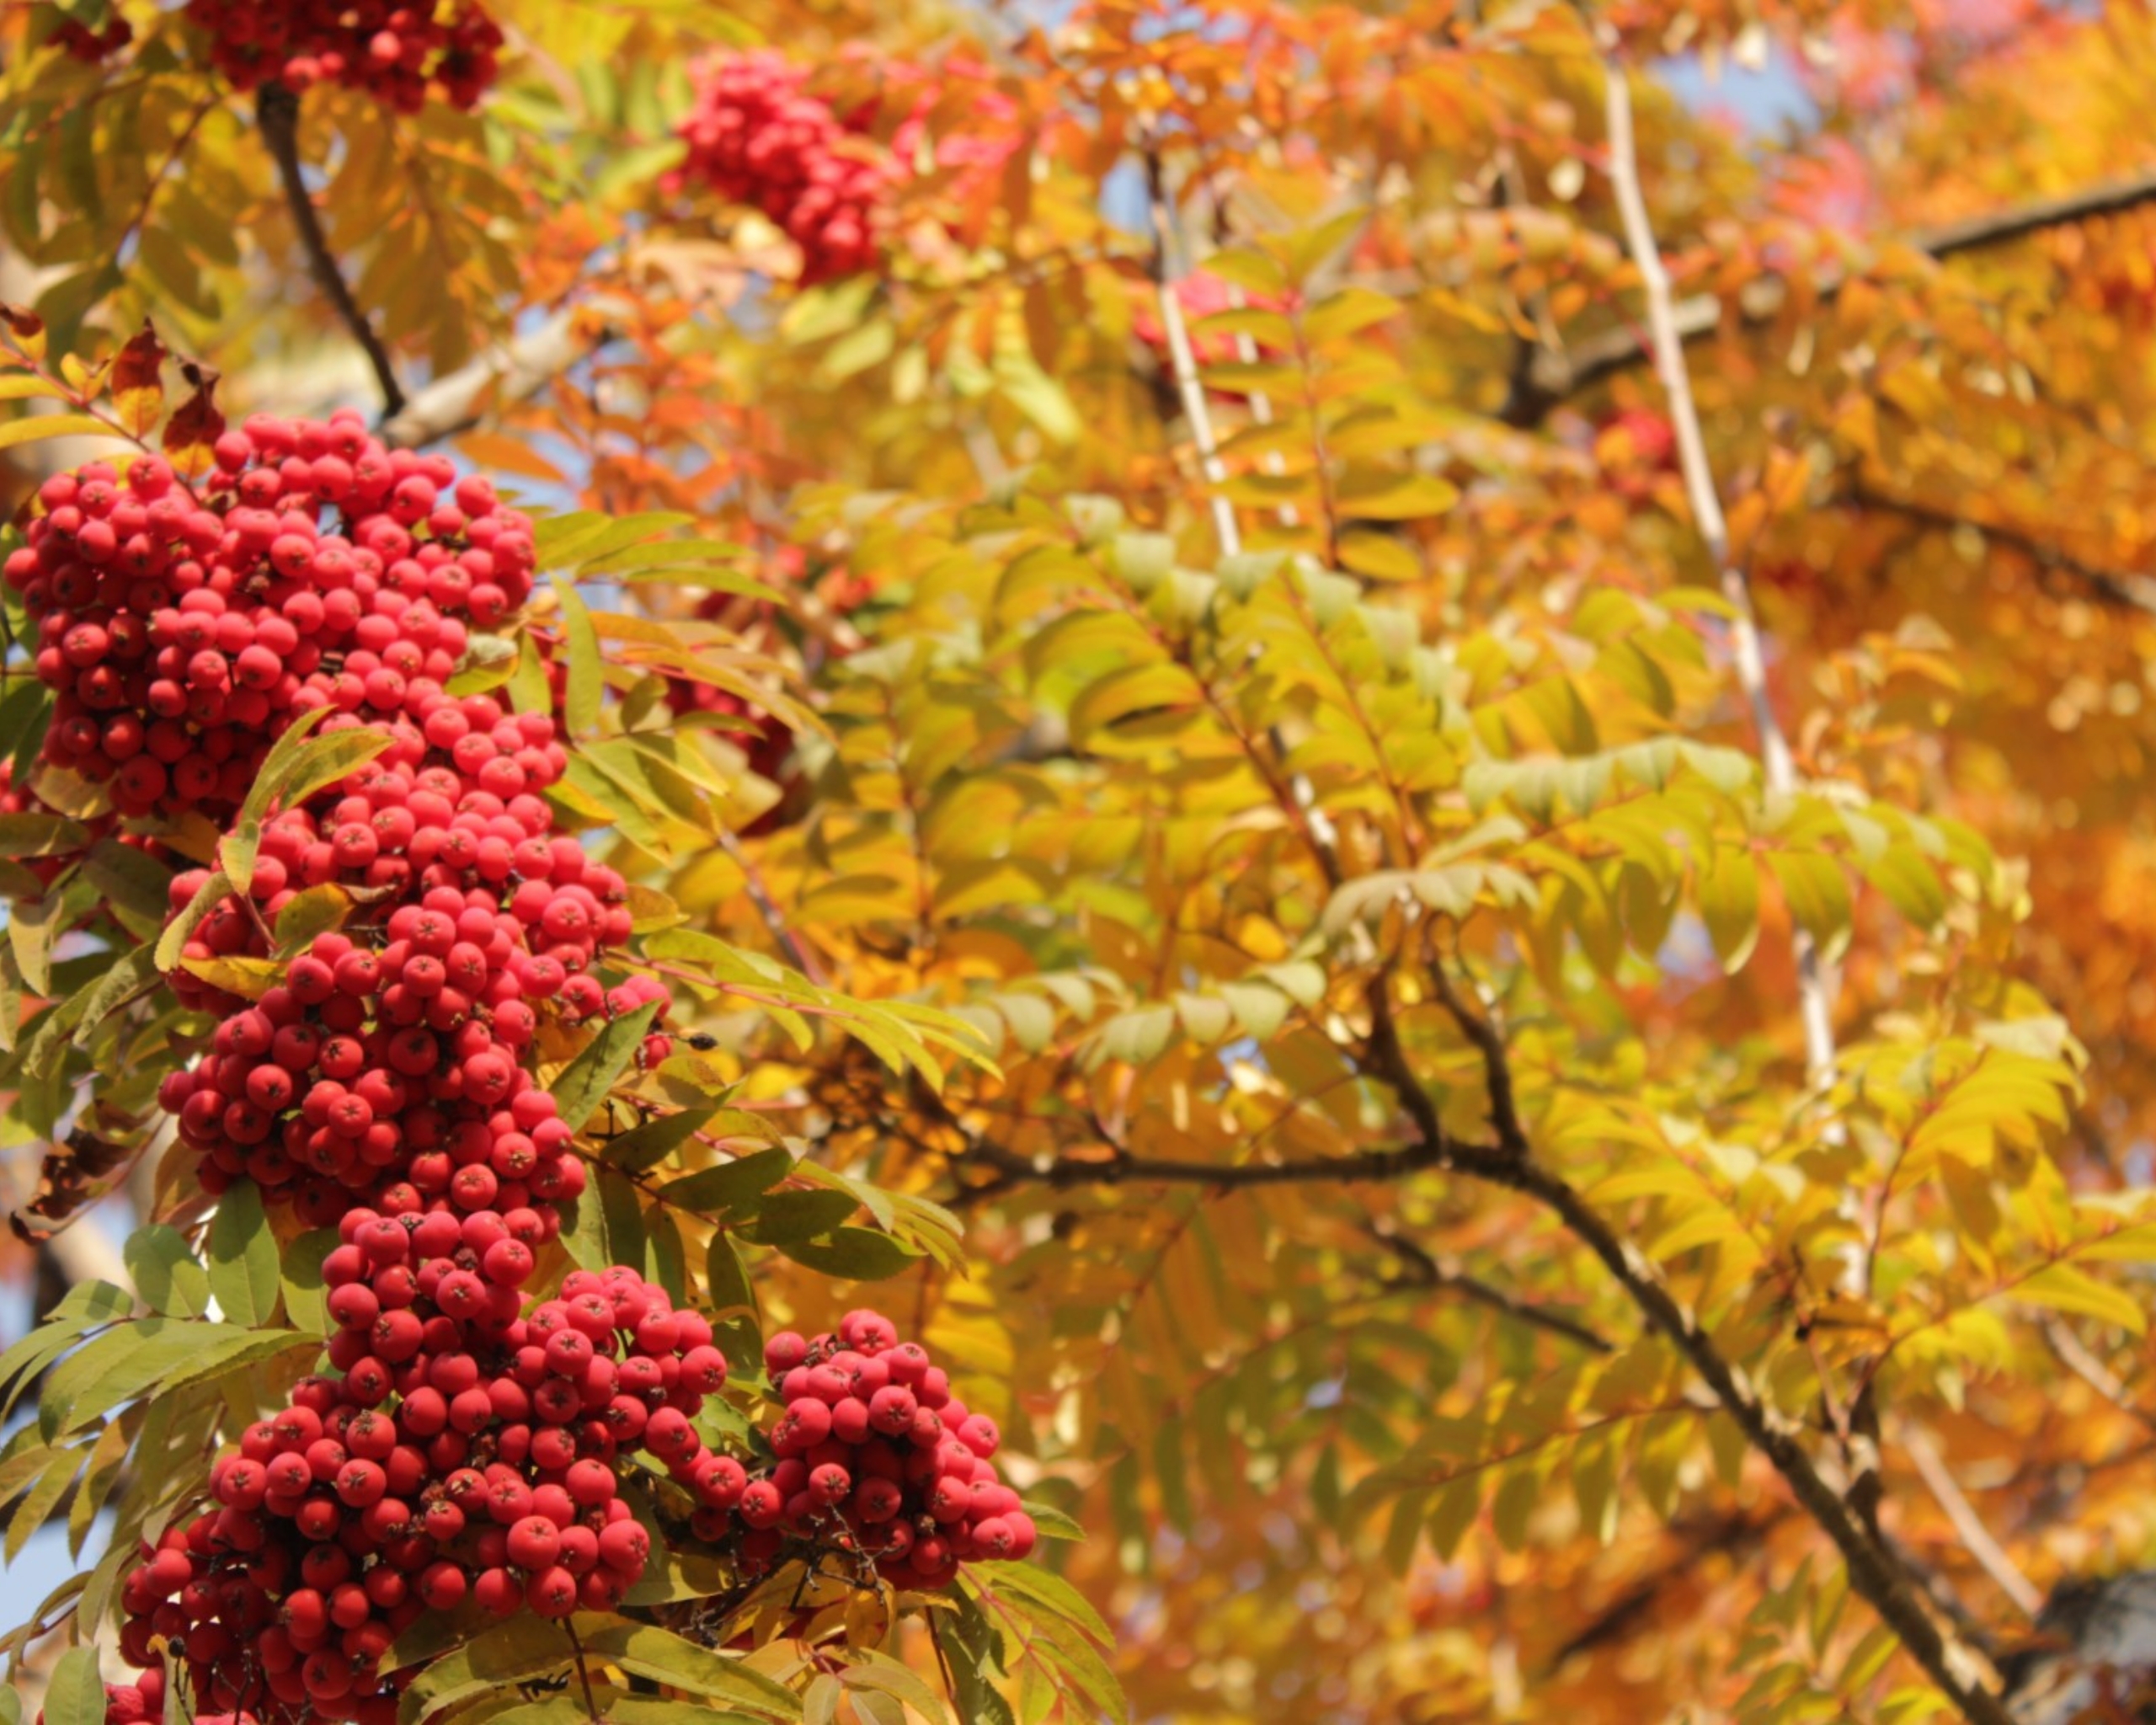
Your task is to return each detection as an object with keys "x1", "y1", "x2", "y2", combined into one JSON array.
[
  {"x1": 379, "y1": 306, "x2": 616, "y2": 449},
  {"x1": 1510, "y1": 1155, "x2": 2011, "y2": 1723},
  {"x1": 1585, "y1": 68, "x2": 2019, "y2": 1706},
  {"x1": 1502, "y1": 167, "x2": 2156, "y2": 427},
  {"x1": 257, "y1": 84, "x2": 406, "y2": 419},
  {"x1": 950, "y1": 1125, "x2": 1513, "y2": 1193},
  {"x1": 1541, "y1": 1510, "x2": 1781, "y2": 1673},
  {"x1": 1846, "y1": 484, "x2": 2156, "y2": 618},
  {"x1": 1362, "y1": 1220, "x2": 1613, "y2": 1353}
]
